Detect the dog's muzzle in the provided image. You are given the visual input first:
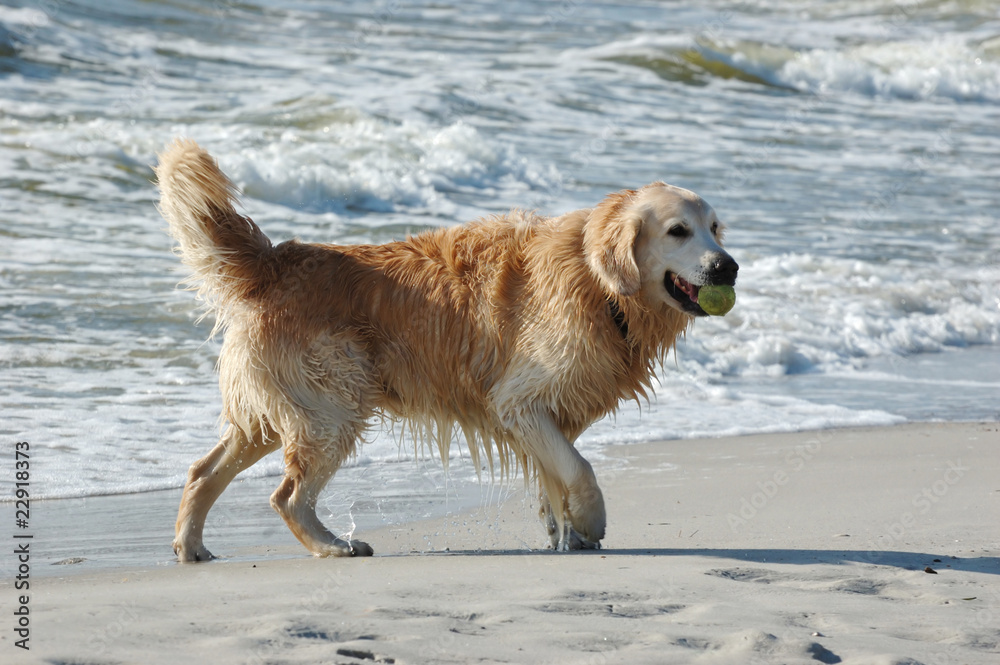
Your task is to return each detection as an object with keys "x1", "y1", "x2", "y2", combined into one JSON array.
[{"x1": 664, "y1": 252, "x2": 739, "y2": 316}]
